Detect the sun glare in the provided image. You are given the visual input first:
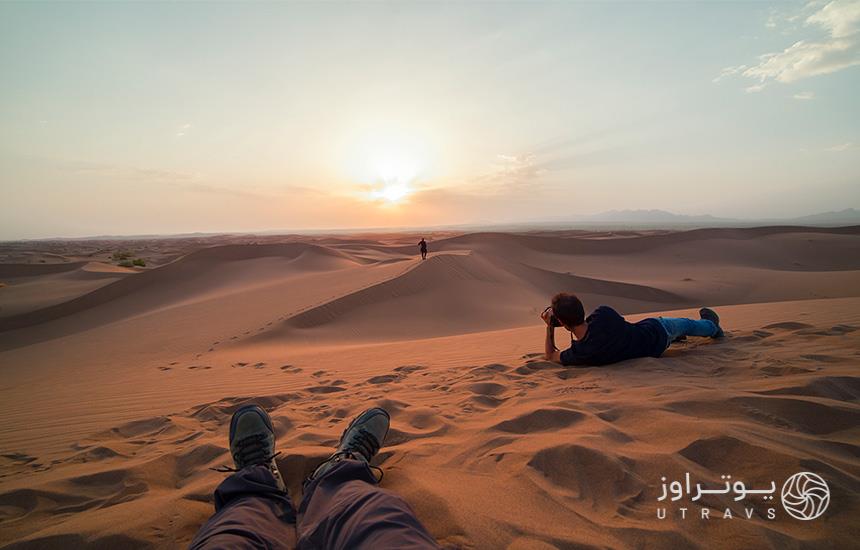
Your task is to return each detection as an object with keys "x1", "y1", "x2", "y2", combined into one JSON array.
[
  {"x1": 342, "y1": 123, "x2": 435, "y2": 205},
  {"x1": 368, "y1": 153, "x2": 419, "y2": 204},
  {"x1": 373, "y1": 183, "x2": 411, "y2": 204}
]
